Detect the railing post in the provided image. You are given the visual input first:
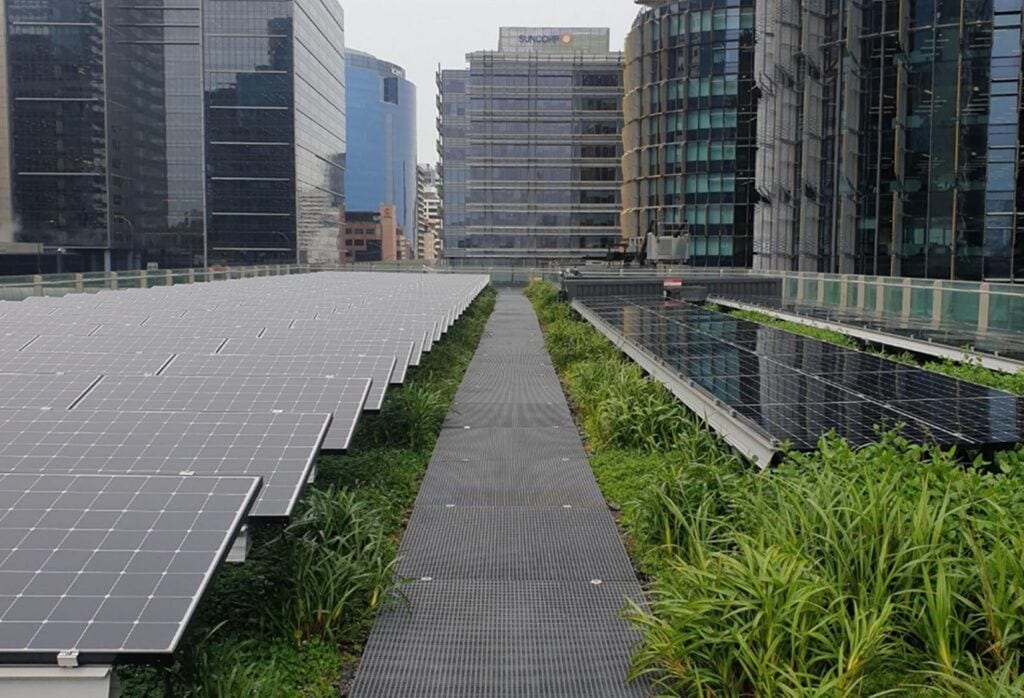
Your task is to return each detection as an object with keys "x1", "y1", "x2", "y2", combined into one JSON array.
[
  {"x1": 901, "y1": 277, "x2": 912, "y2": 320},
  {"x1": 109, "y1": 272, "x2": 118, "y2": 290},
  {"x1": 187, "y1": 268, "x2": 195, "y2": 284},
  {"x1": 139, "y1": 270, "x2": 148, "y2": 289},
  {"x1": 931, "y1": 280, "x2": 944, "y2": 329},
  {"x1": 165, "y1": 270, "x2": 173, "y2": 286},
  {"x1": 978, "y1": 283, "x2": 991, "y2": 334},
  {"x1": 32, "y1": 275, "x2": 43, "y2": 297},
  {"x1": 74, "y1": 273, "x2": 84, "y2": 293}
]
